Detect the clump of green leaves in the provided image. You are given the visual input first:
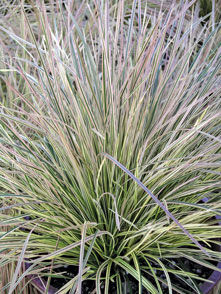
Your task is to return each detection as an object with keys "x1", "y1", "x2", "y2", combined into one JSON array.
[{"x1": 0, "y1": 1, "x2": 221, "y2": 293}]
